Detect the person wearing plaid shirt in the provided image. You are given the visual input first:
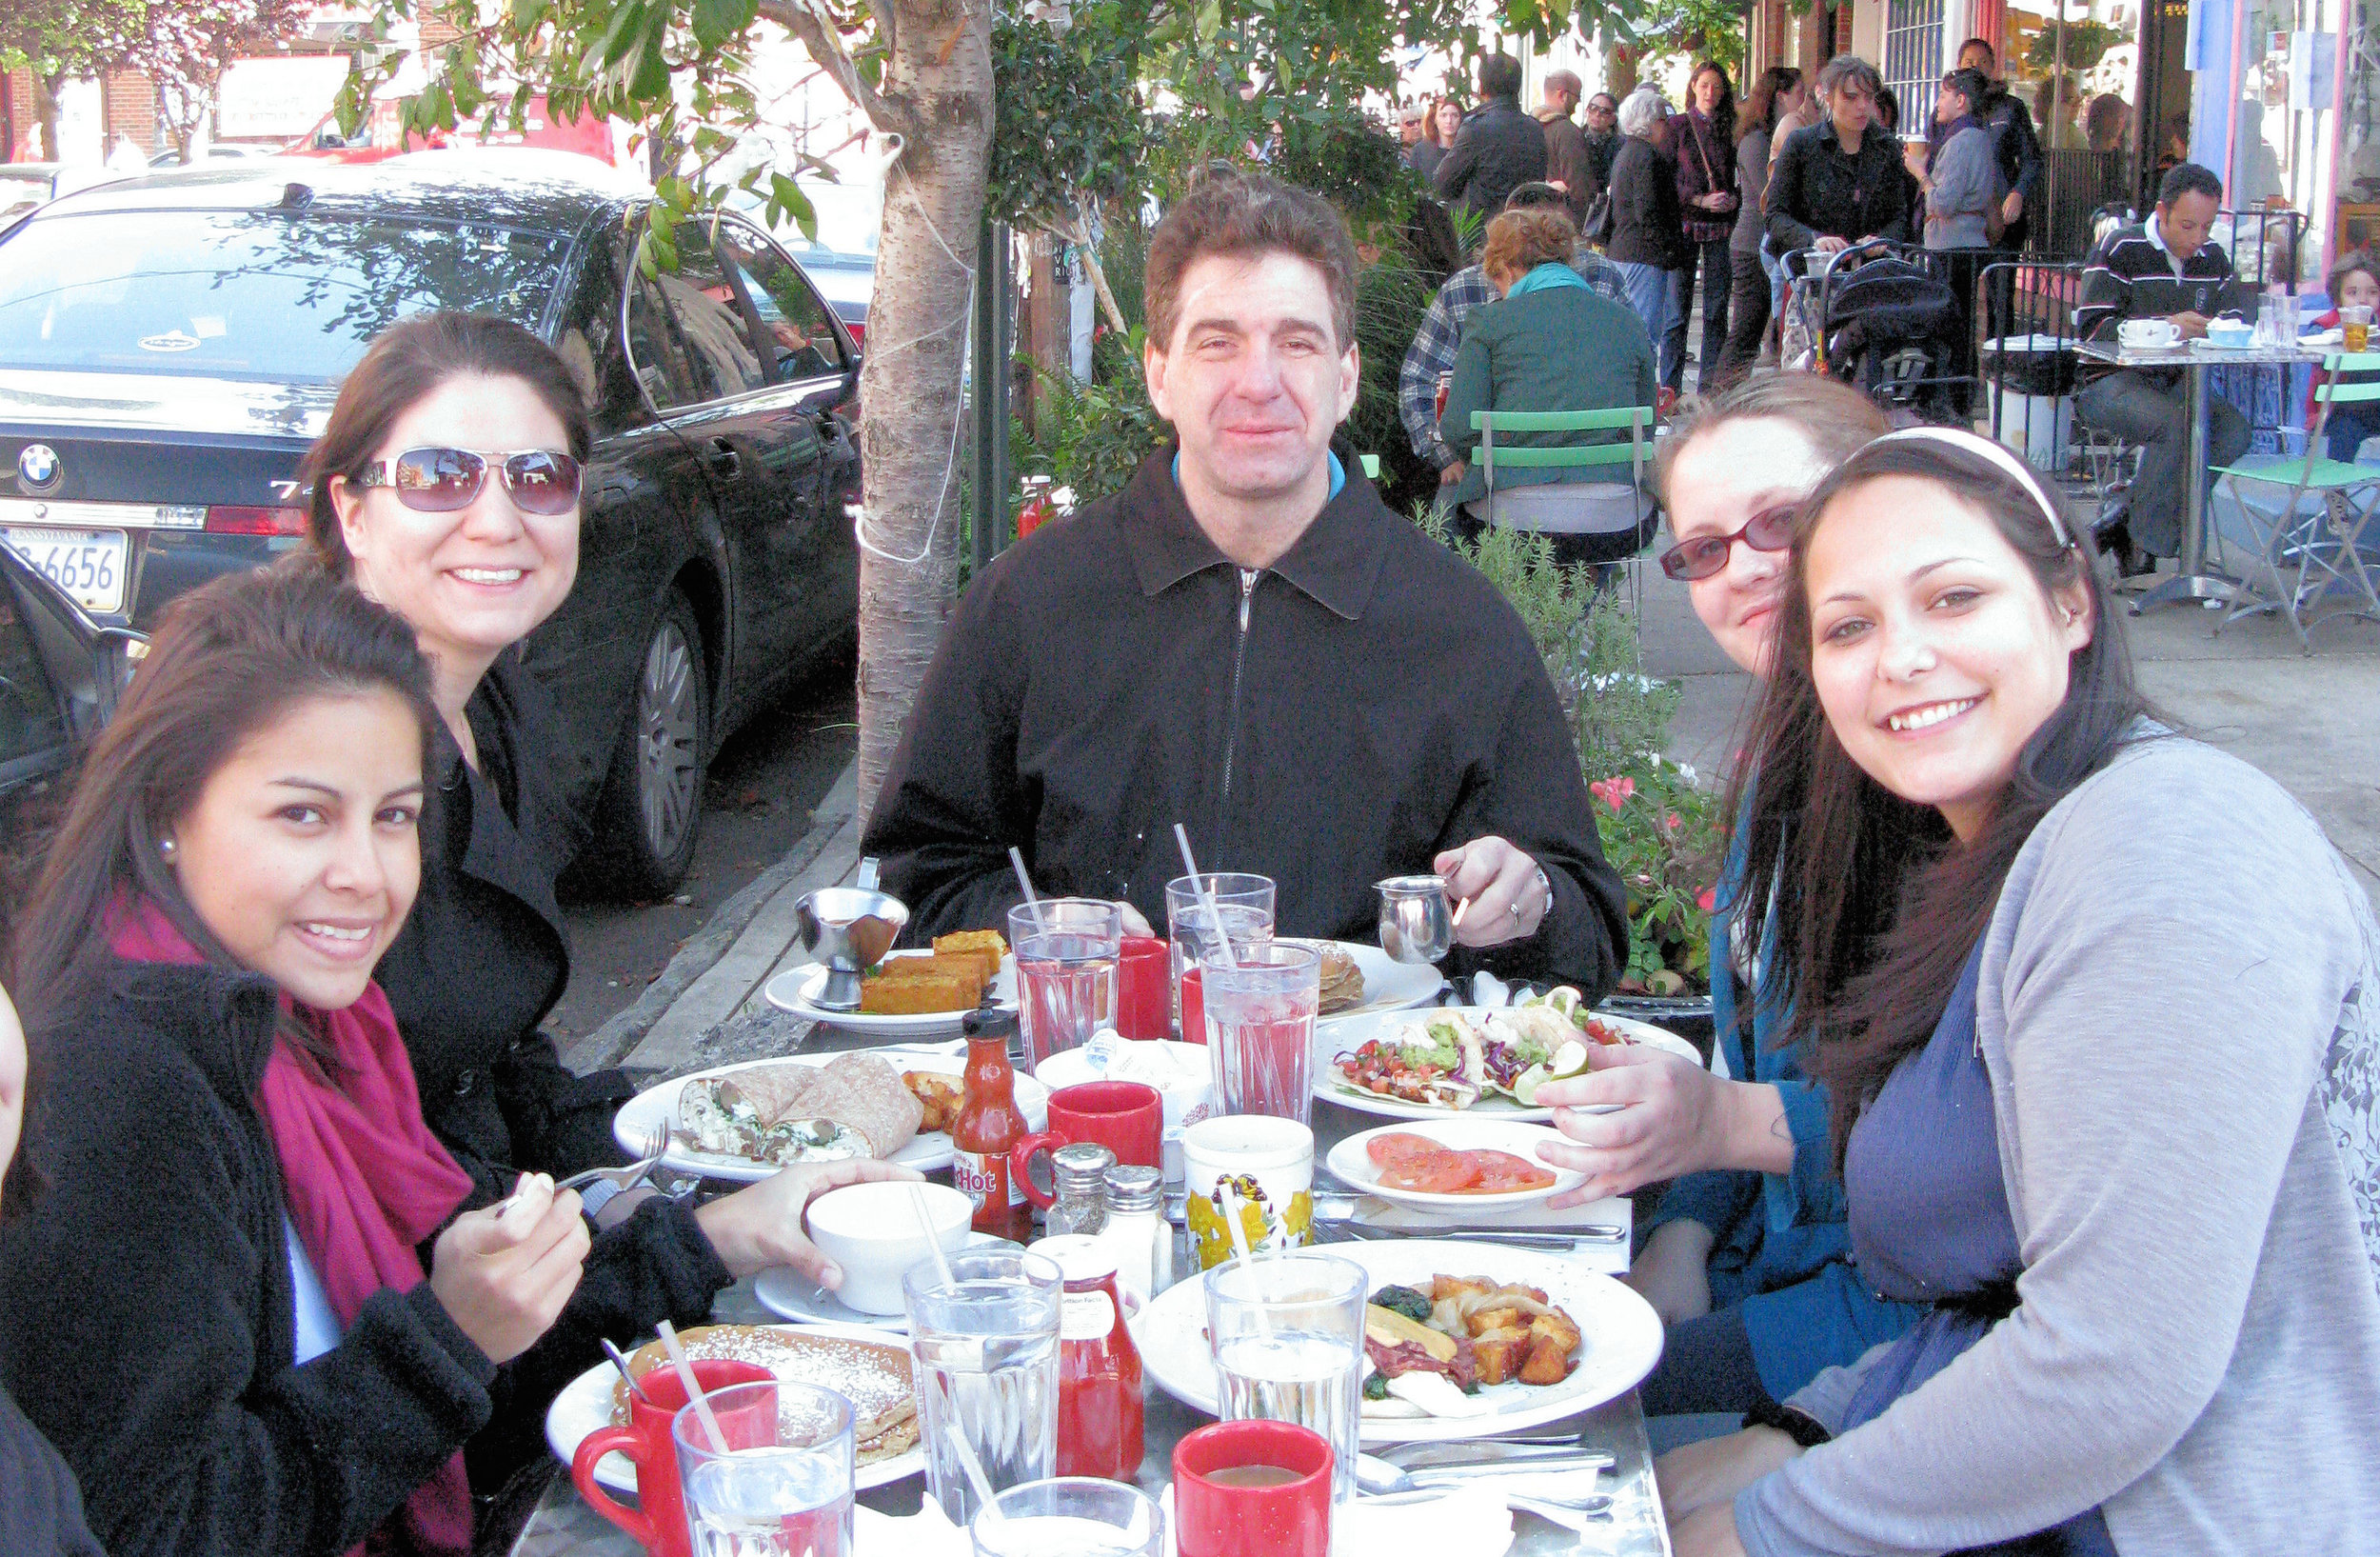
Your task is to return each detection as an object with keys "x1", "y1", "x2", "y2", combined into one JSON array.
[{"x1": 1399, "y1": 186, "x2": 1627, "y2": 474}]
